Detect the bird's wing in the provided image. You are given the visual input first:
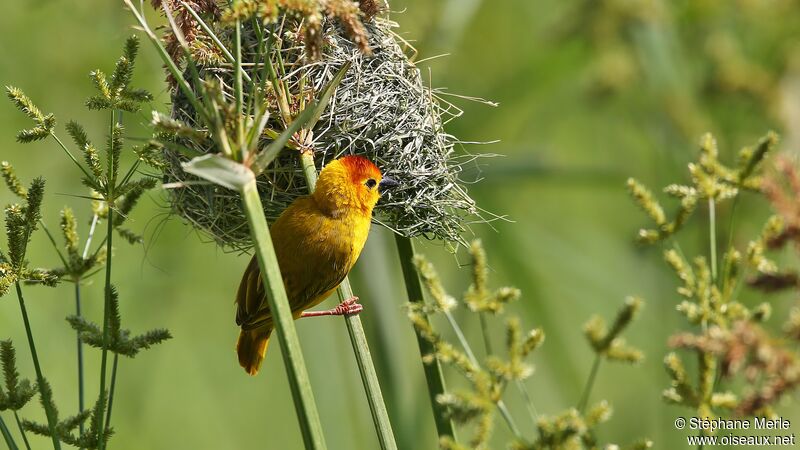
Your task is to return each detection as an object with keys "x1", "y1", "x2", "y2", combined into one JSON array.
[
  {"x1": 235, "y1": 199, "x2": 364, "y2": 330},
  {"x1": 277, "y1": 212, "x2": 355, "y2": 312},
  {"x1": 235, "y1": 254, "x2": 270, "y2": 330},
  {"x1": 292, "y1": 265, "x2": 350, "y2": 311}
]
